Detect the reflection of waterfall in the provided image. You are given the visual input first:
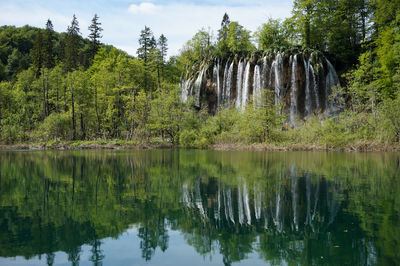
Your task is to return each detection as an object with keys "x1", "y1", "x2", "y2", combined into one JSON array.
[
  {"x1": 238, "y1": 186, "x2": 244, "y2": 224},
  {"x1": 181, "y1": 174, "x2": 343, "y2": 232},
  {"x1": 195, "y1": 179, "x2": 206, "y2": 219},
  {"x1": 291, "y1": 165, "x2": 299, "y2": 231},
  {"x1": 254, "y1": 184, "x2": 262, "y2": 220},
  {"x1": 225, "y1": 187, "x2": 235, "y2": 223},
  {"x1": 306, "y1": 173, "x2": 311, "y2": 226},
  {"x1": 243, "y1": 182, "x2": 251, "y2": 225}
]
